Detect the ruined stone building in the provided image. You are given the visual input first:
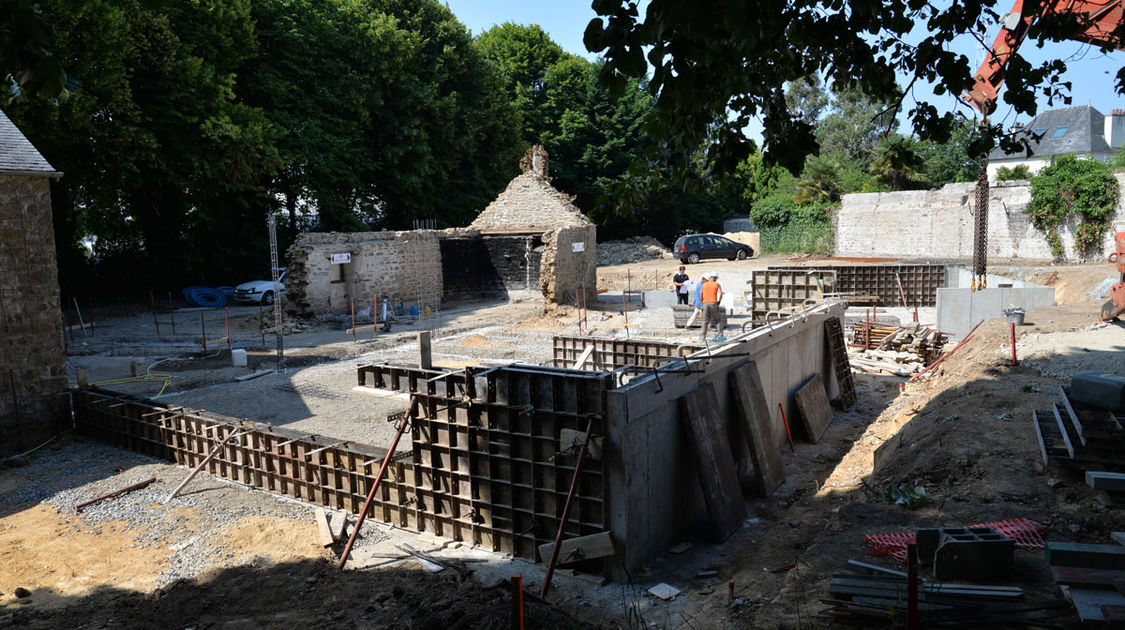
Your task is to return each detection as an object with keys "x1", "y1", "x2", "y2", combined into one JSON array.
[
  {"x1": 0, "y1": 109, "x2": 66, "y2": 456},
  {"x1": 287, "y1": 146, "x2": 596, "y2": 317}
]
